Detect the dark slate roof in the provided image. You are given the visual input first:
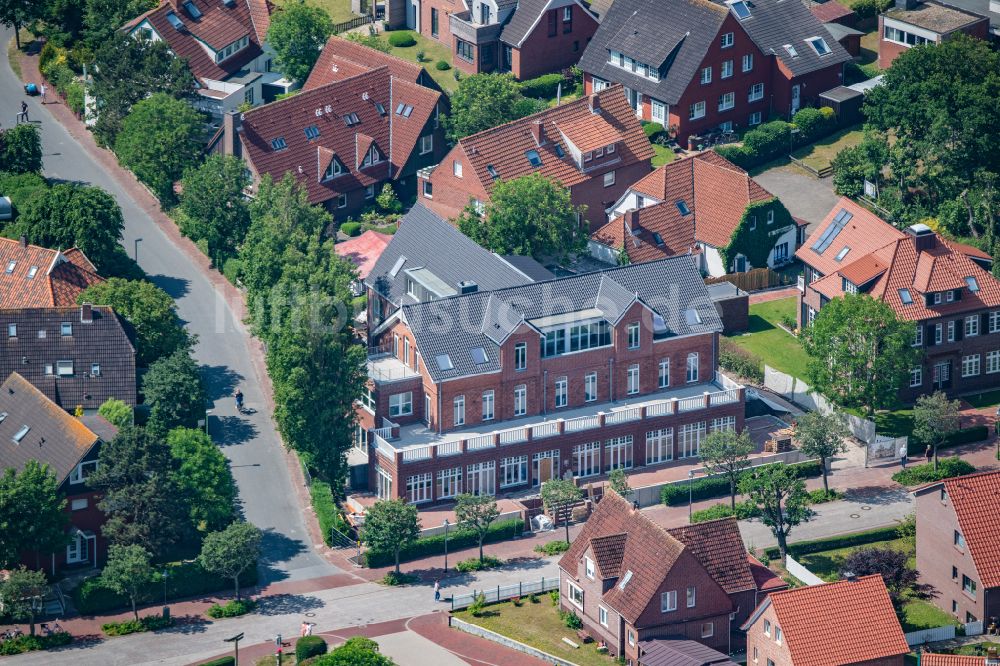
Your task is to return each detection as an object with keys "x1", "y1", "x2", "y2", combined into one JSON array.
[
  {"x1": 501, "y1": 0, "x2": 596, "y2": 47},
  {"x1": 0, "y1": 306, "x2": 137, "y2": 410},
  {"x1": 365, "y1": 204, "x2": 534, "y2": 308},
  {"x1": 500, "y1": 255, "x2": 556, "y2": 282},
  {"x1": 579, "y1": 0, "x2": 729, "y2": 105},
  {"x1": 402, "y1": 254, "x2": 722, "y2": 382},
  {"x1": 736, "y1": 0, "x2": 851, "y2": 77},
  {"x1": 0, "y1": 372, "x2": 103, "y2": 486},
  {"x1": 638, "y1": 640, "x2": 741, "y2": 666}
]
